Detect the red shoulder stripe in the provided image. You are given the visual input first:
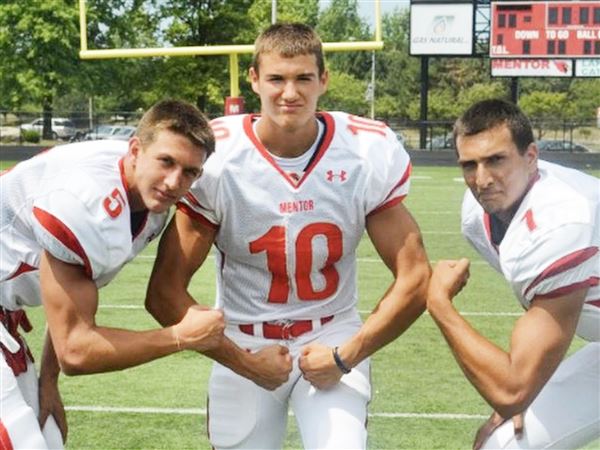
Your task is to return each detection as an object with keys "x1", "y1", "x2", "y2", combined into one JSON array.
[
  {"x1": 0, "y1": 420, "x2": 13, "y2": 450},
  {"x1": 32, "y1": 207, "x2": 92, "y2": 277},
  {"x1": 176, "y1": 203, "x2": 219, "y2": 230},
  {"x1": 534, "y1": 277, "x2": 599, "y2": 300},
  {"x1": 524, "y1": 247, "x2": 599, "y2": 298}
]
